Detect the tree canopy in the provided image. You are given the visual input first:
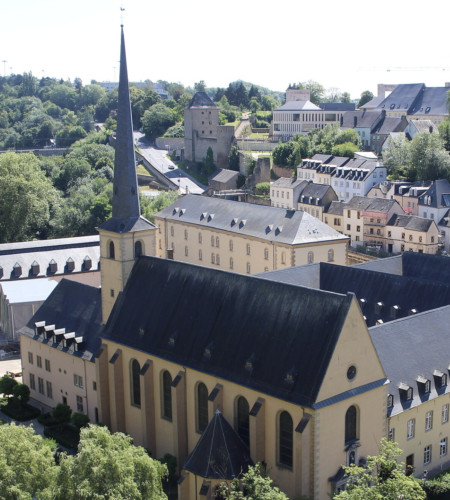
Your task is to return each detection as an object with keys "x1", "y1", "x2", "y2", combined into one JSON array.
[{"x1": 357, "y1": 90, "x2": 374, "y2": 108}]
